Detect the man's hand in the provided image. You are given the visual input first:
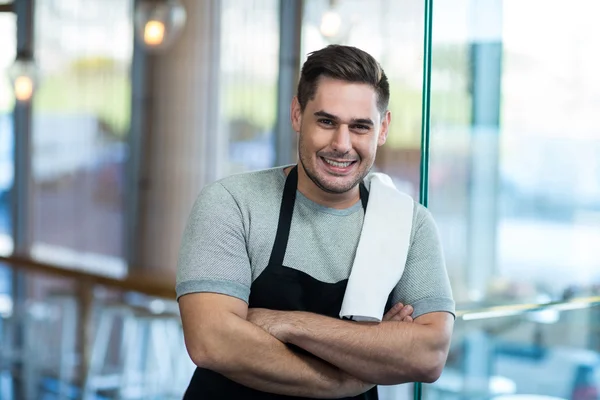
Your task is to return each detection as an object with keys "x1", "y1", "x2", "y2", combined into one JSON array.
[{"x1": 383, "y1": 303, "x2": 414, "y2": 322}]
